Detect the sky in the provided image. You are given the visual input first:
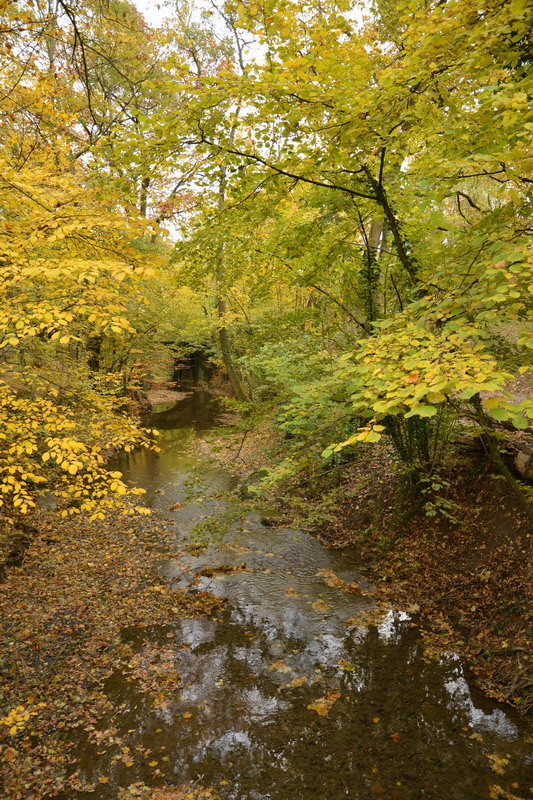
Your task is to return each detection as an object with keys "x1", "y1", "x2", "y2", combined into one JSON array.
[{"x1": 132, "y1": 0, "x2": 173, "y2": 27}]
